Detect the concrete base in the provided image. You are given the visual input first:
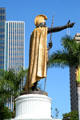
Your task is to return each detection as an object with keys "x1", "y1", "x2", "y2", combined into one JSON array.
[{"x1": 14, "y1": 94, "x2": 52, "y2": 120}]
